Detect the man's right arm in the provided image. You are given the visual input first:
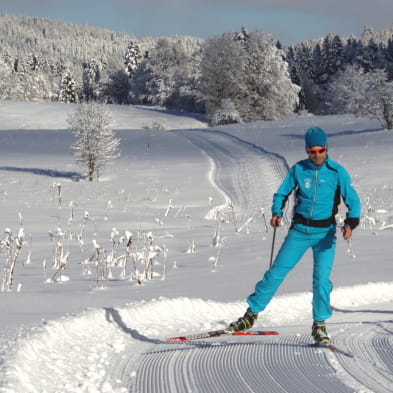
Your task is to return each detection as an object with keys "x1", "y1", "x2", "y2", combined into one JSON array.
[{"x1": 271, "y1": 166, "x2": 296, "y2": 224}]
